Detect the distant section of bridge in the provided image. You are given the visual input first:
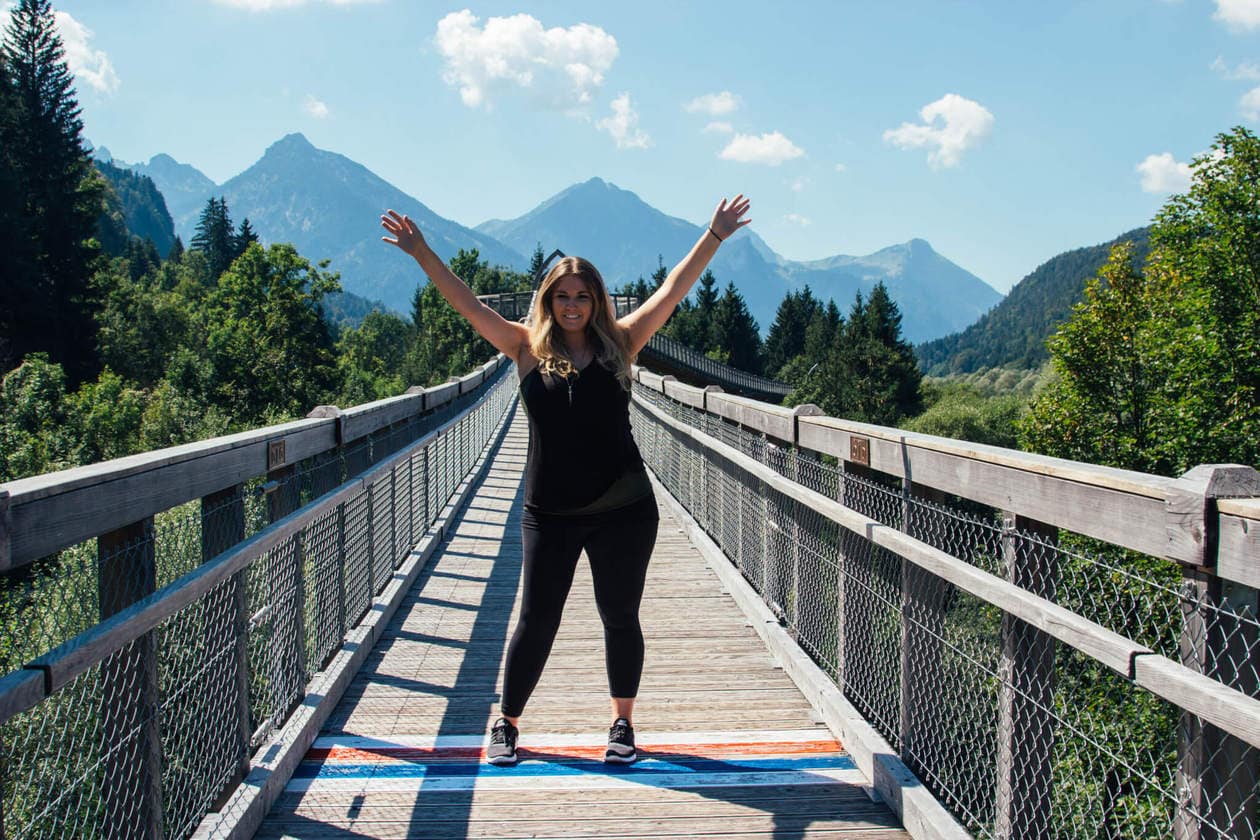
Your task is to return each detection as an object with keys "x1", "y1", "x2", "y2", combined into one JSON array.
[
  {"x1": 2, "y1": 344, "x2": 1259, "y2": 840},
  {"x1": 477, "y1": 290, "x2": 793, "y2": 402}
]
